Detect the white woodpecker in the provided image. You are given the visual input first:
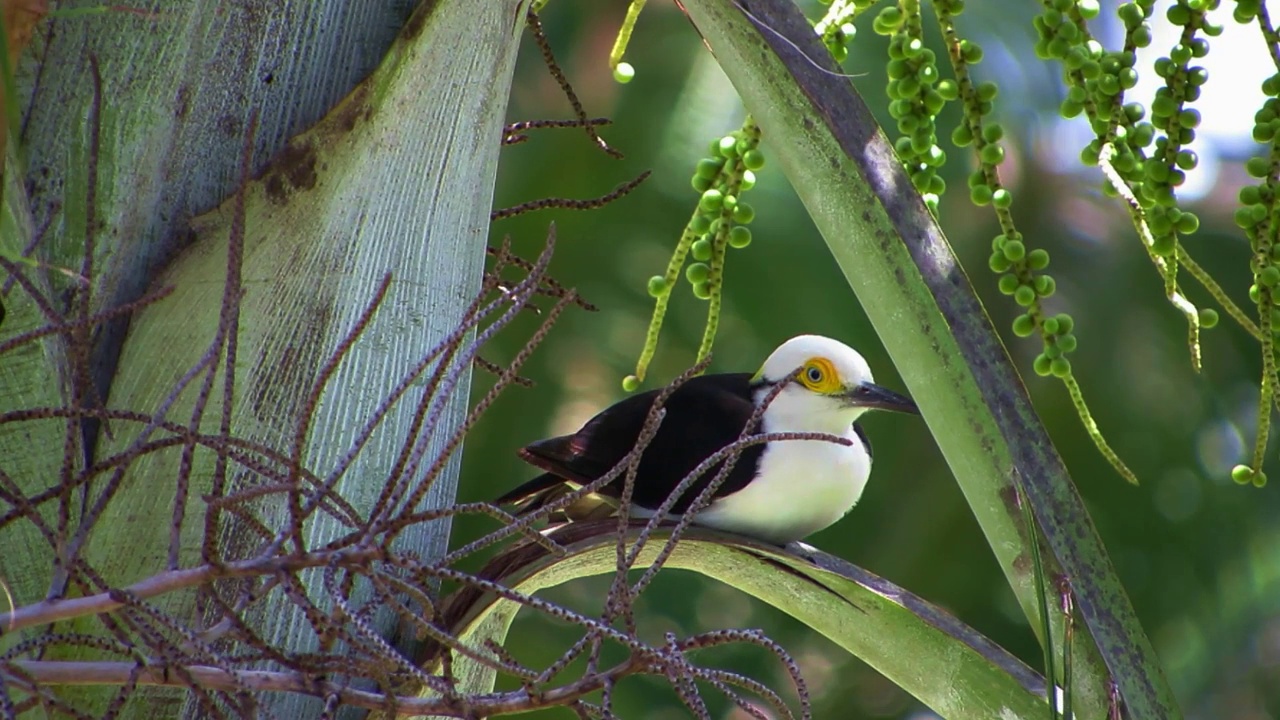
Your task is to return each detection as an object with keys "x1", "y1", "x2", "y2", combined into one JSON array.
[{"x1": 496, "y1": 335, "x2": 919, "y2": 544}]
